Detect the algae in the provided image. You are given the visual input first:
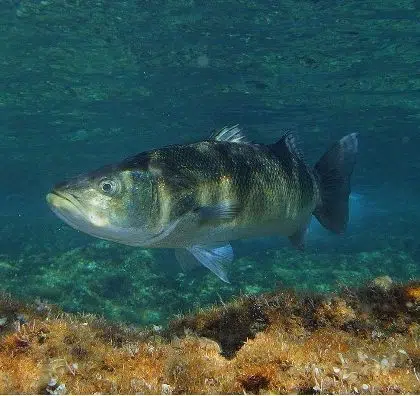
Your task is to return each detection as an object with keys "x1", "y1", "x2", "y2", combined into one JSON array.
[{"x1": 0, "y1": 279, "x2": 419, "y2": 394}]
